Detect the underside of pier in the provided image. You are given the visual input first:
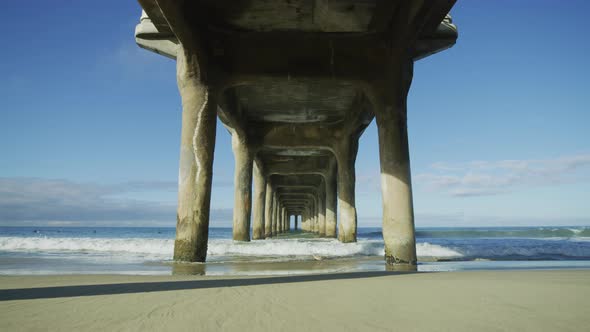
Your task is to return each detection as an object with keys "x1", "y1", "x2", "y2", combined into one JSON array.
[{"x1": 135, "y1": 0, "x2": 458, "y2": 269}]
